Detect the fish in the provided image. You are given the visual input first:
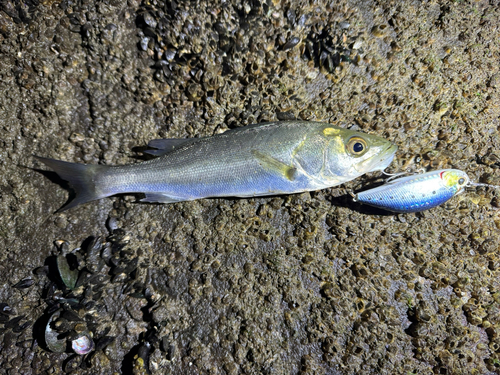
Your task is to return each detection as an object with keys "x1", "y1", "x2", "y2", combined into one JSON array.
[
  {"x1": 352, "y1": 169, "x2": 470, "y2": 213},
  {"x1": 35, "y1": 120, "x2": 397, "y2": 210}
]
